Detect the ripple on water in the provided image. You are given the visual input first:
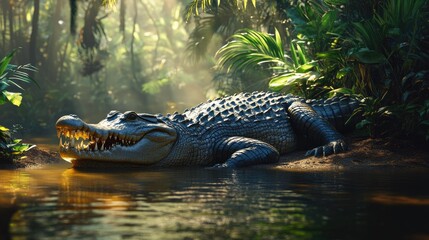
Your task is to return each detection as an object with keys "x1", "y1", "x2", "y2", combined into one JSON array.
[{"x1": 2, "y1": 167, "x2": 429, "y2": 239}]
